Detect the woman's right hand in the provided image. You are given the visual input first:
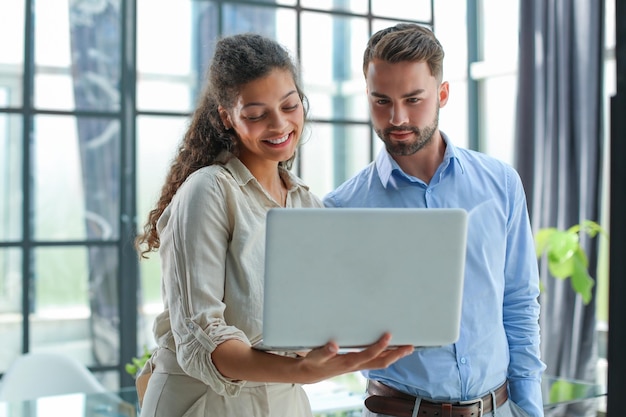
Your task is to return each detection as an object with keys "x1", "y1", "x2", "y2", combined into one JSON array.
[
  {"x1": 212, "y1": 333, "x2": 413, "y2": 384},
  {"x1": 293, "y1": 332, "x2": 413, "y2": 384}
]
